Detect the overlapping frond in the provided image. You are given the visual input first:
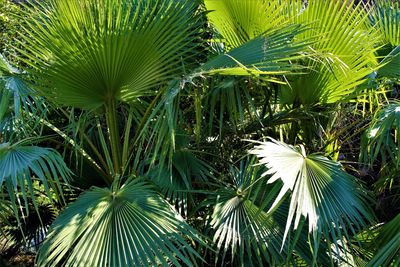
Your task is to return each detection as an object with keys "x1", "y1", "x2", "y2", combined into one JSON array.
[
  {"x1": 361, "y1": 101, "x2": 400, "y2": 166},
  {"x1": 250, "y1": 138, "x2": 374, "y2": 248},
  {"x1": 204, "y1": 0, "x2": 293, "y2": 48},
  {"x1": 210, "y1": 161, "x2": 286, "y2": 266},
  {"x1": 19, "y1": 0, "x2": 203, "y2": 109},
  {"x1": 200, "y1": 25, "x2": 309, "y2": 78},
  {"x1": 370, "y1": 0, "x2": 400, "y2": 47},
  {"x1": 280, "y1": 0, "x2": 379, "y2": 105},
  {"x1": 367, "y1": 214, "x2": 400, "y2": 267},
  {"x1": 0, "y1": 54, "x2": 45, "y2": 138},
  {"x1": 36, "y1": 180, "x2": 203, "y2": 267}
]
